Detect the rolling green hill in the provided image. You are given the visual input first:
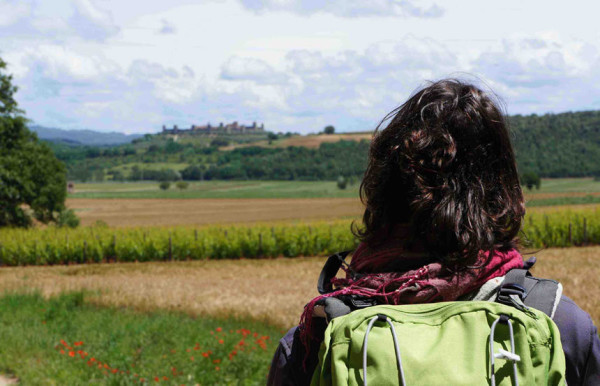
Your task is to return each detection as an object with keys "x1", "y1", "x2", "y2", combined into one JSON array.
[{"x1": 47, "y1": 110, "x2": 600, "y2": 182}]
